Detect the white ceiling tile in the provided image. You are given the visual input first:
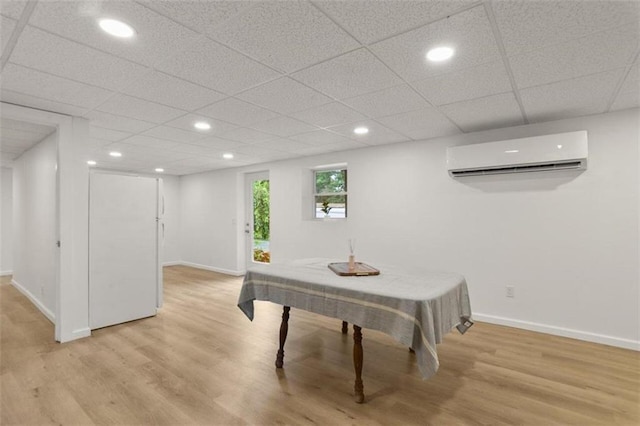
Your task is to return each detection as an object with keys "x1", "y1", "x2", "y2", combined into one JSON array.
[
  {"x1": 376, "y1": 108, "x2": 461, "y2": 140},
  {"x1": 168, "y1": 143, "x2": 224, "y2": 158},
  {"x1": 163, "y1": 114, "x2": 238, "y2": 136},
  {"x1": 1, "y1": 16, "x2": 16, "y2": 56},
  {"x1": 85, "y1": 138, "x2": 113, "y2": 150},
  {"x1": 2, "y1": 63, "x2": 114, "y2": 109},
  {"x1": 90, "y1": 126, "x2": 131, "y2": 142},
  {"x1": 121, "y1": 135, "x2": 180, "y2": 151},
  {"x1": 316, "y1": 0, "x2": 475, "y2": 44},
  {"x1": 209, "y1": 1, "x2": 360, "y2": 73},
  {"x1": 252, "y1": 137, "x2": 312, "y2": 153},
  {"x1": 141, "y1": 126, "x2": 207, "y2": 144},
  {"x1": 611, "y1": 64, "x2": 640, "y2": 112},
  {"x1": 230, "y1": 143, "x2": 290, "y2": 159},
  {"x1": 249, "y1": 116, "x2": 318, "y2": 137},
  {"x1": 238, "y1": 77, "x2": 333, "y2": 114},
  {"x1": 196, "y1": 98, "x2": 280, "y2": 127},
  {"x1": 10, "y1": 26, "x2": 149, "y2": 91},
  {"x1": 191, "y1": 137, "x2": 248, "y2": 151},
  {"x1": 292, "y1": 141, "x2": 363, "y2": 156},
  {"x1": 290, "y1": 102, "x2": 367, "y2": 128},
  {"x1": 440, "y1": 92, "x2": 524, "y2": 132},
  {"x1": 289, "y1": 130, "x2": 355, "y2": 146},
  {"x1": 29, "y1": 1, "x2": 201, "y2": 68},
  {"x1": 292, "y1": 49, "x2": 403, "y2": 99},
  {"x1": 492, "y1": 0, "x2": 640, "y2": 56},
  {"x1": 155, "y1": 37, "x2": 281, "y2": 95},
  {"x1": 370, "y1": 5, "x2": 501, "y2": 81},
  {"x1": 342, "y1": 84, "x2": 431, "y2": 118},
  {"x1": 138, "y1": 0, "x2": 255, "y2": 34},
  {"x1": 218, "y1": 127, "x2": 276, "y2": 144},
  {"x1": 510, "y1": 24, "x2": 639, "y2": 89},
  {"x1": 327, "y1": 120, "x2": 409, "y2": 146},
  {"x1": 124, "y1": 71, "x2": 226, "y2": 111},
  {"x1": 1, "y1": 89, "x2": 88, "y2": 116},
  {"x1": 0, "y1": 1, "x2": 26, "y2": 19},
  {"x1": 83, "y1": 110, "x2": 156, "y2": 133},
  {"x1": 0, "y1": 127, "x2": 48, "y2": 144},
  {"x1": 412, "y1": 60, "x2": 512, "y2": 106},
  {"x1": 96, "y1": 94, "x2": 186, "y2": 124},
  {"x1": 520, "y1": 70, "x2": 624, "y2": 123}
]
